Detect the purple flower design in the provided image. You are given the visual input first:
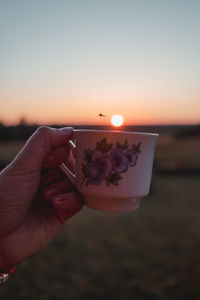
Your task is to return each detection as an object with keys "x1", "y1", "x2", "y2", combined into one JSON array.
[
  {"x1": 83, "y1": 150, "x2": 112, "y2": 185},
  {"x1": 111, "y1": 148, "x2": 129, "y2": 173},
  {"x1": 82, "y1": 138, "x2": 141, "y2": 187},
  {"x1": 125, "y1": 149, "x2": 138, "y2": 167}
]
